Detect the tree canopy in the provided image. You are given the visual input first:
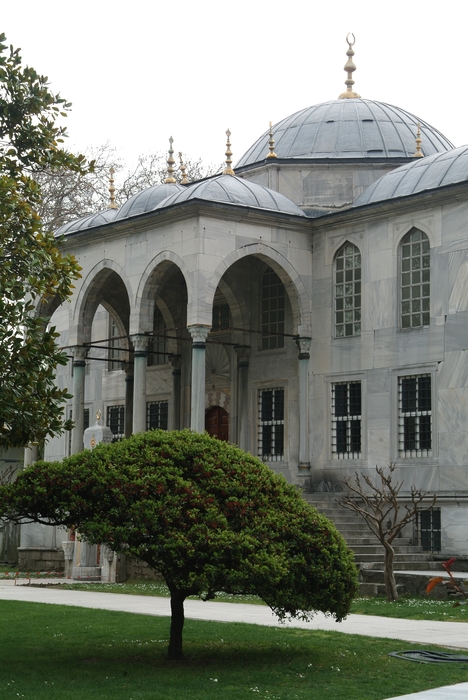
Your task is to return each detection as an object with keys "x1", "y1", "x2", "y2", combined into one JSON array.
[
  {"x1": 0, "y1": 34, "x2": 85, "y2": 448},
  {"x1": 0, "y1": 430, "x2": 359, "y2": 659}
]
